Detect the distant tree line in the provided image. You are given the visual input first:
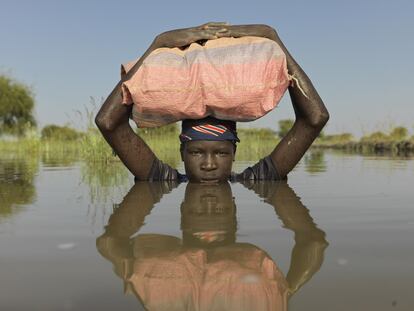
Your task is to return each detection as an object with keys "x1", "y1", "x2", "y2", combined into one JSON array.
[{"x1": 0, "y1": 75, "x2": 36, "y2": 136}]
